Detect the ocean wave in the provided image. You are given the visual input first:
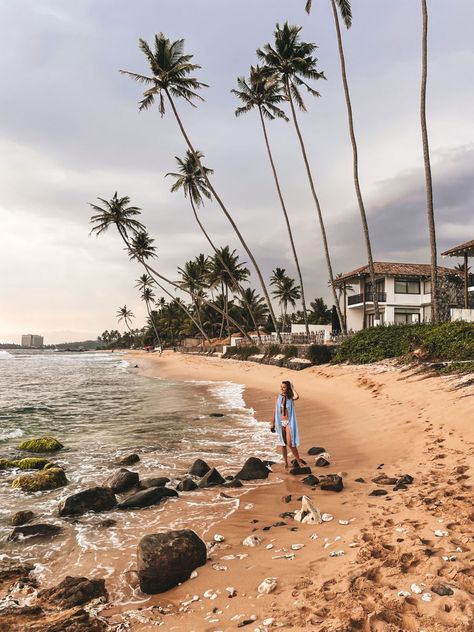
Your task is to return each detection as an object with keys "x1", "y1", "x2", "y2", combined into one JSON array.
[
  {"x1": 0, "y1": 351, "x2": 14, "y2": 359},
  {"x1": 0, "y1": 428, "x2": 24, "y2": 441}
]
